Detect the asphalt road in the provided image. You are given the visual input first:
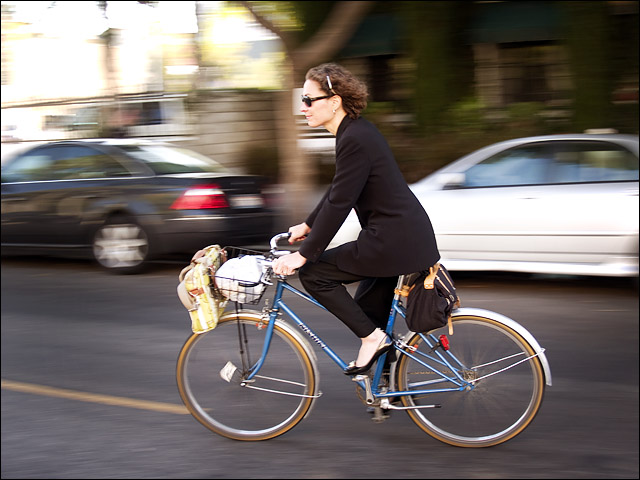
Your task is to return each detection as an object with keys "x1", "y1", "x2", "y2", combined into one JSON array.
[{"x1": 1, "y1": 256, "x2": 638, "y2": 479}]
